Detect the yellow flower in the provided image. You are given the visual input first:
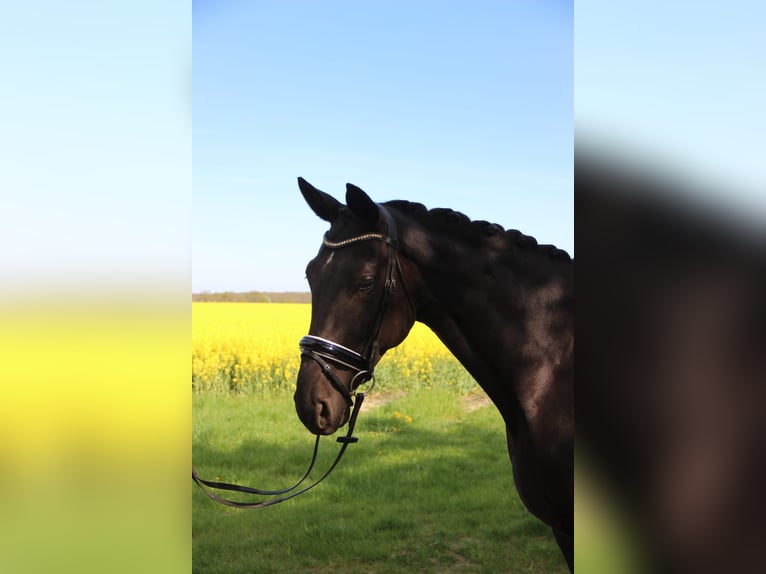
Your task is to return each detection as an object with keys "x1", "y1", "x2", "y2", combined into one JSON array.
[
  {"x1": 192, "y1": 302, "x2": 473, "y2": 395},
  {"x1": 394, "y1": 412, "x2": 402, "y2": 419},
  {"x1": 404, "y1": 415, "x2": 413, "y2": 423}
]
